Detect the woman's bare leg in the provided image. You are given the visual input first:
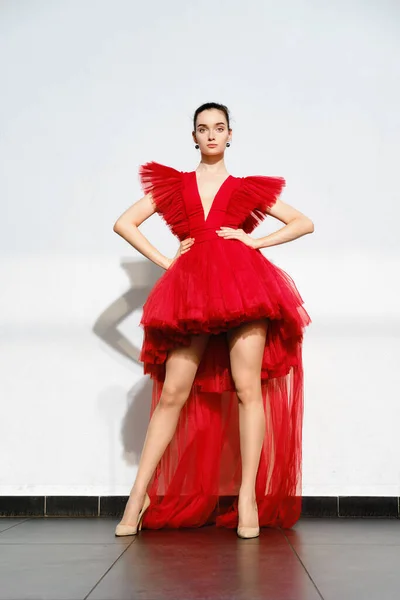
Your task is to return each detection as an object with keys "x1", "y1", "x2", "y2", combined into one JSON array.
[
  {"x1": 119, "y1": 332, "x2": 210, "y2": 526},
  {"x1": 227, "y1": 318, "x2": 268, "y2": 528}
]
